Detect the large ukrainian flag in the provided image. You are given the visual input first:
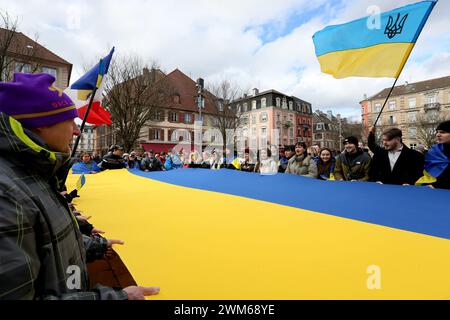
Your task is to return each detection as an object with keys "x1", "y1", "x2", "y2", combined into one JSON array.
[
  {"x1": 67, "y1": 169, "x2": 450, "y2": 299},
  {"x1": 312, "y1": 1, "x2": 437, "y2": 78}
]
